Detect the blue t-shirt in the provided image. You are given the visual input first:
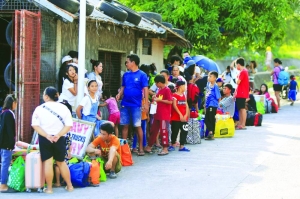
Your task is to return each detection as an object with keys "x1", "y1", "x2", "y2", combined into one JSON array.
[
  {"x1": 290, "y1": 80, "x2": 297, "y2": 90},
  {"x1": 205, "y1": 83, "x2": 221, "y2": 108},
  {"x1": 122, "y1": 70, "x2": 148, "y2": 107}
]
